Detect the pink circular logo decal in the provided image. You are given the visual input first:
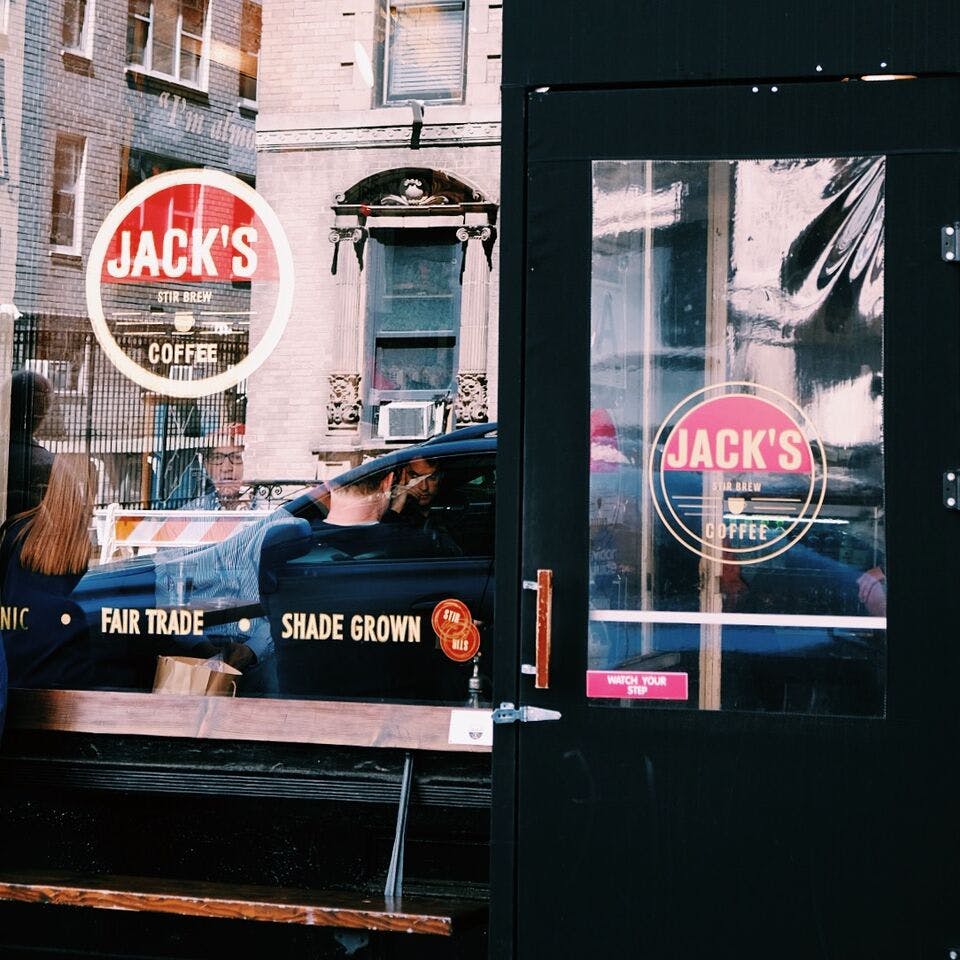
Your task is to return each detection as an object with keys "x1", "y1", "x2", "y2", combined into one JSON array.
[{"x1": 649, "y1": 383, "x2": 828, "y2": 565}]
